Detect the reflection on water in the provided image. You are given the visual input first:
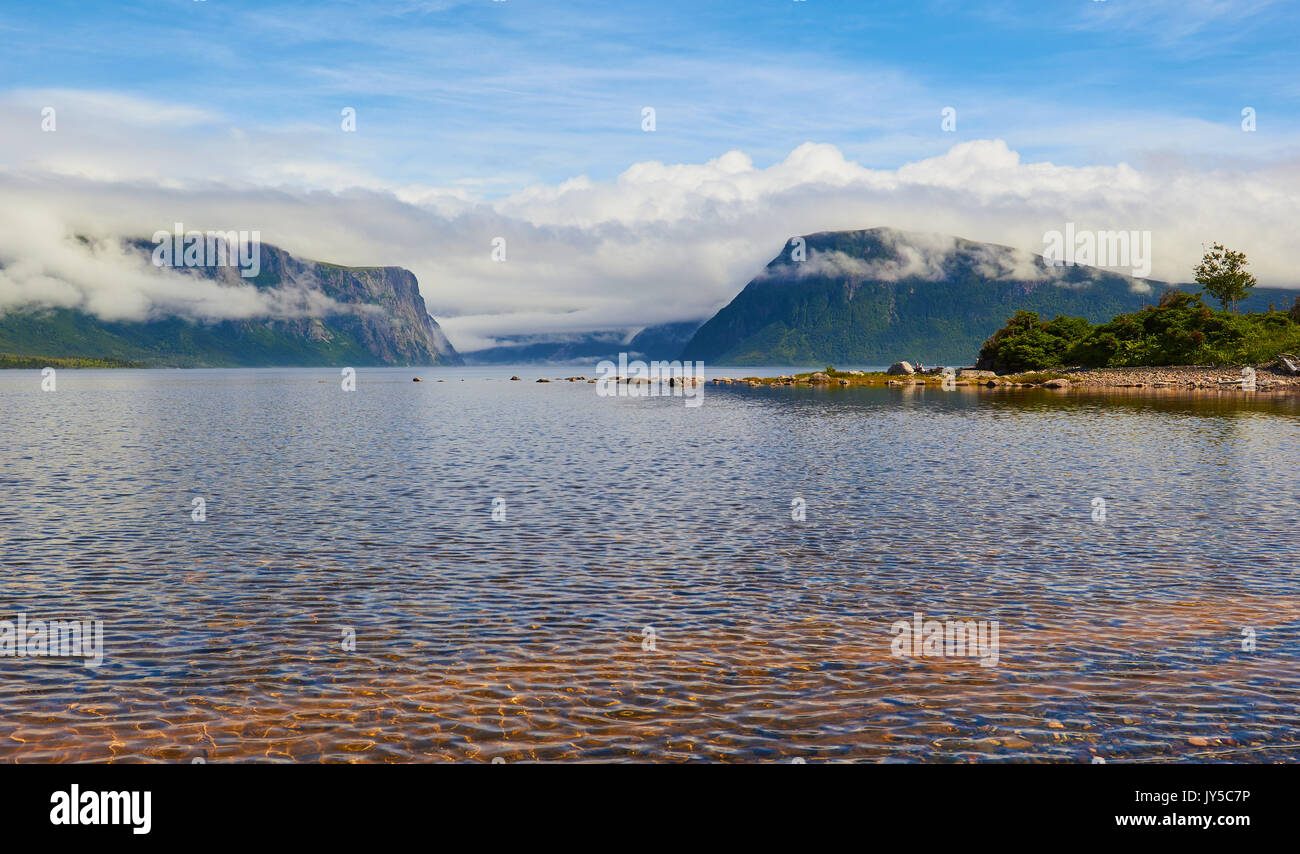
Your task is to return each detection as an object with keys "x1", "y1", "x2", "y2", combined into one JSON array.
[{"x1": 1, "y1": 368, "x2": 1298, "y2": 762}]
